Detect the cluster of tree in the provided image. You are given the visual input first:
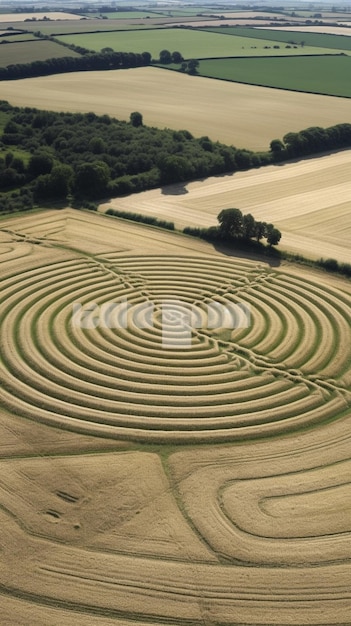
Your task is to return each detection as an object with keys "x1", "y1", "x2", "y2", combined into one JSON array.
[
  {"x1": 158, "y1": 50, "x2": 184, "y2": 64},
  {"x1": 270, "y1": 124, "x2": 351, "y2": 160},
  {"x1": 184, "y1": 208, "x2": 281, "y2": 248},
  {"x1": 180, "y1": 59, "x2": 200, "y2": 74},
  {"x1": 0, "y1": 50, "x2": 151, "y2": 81},
  {"x1": 217, "y1": 208, "x2": 281, "y2": 245}
]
